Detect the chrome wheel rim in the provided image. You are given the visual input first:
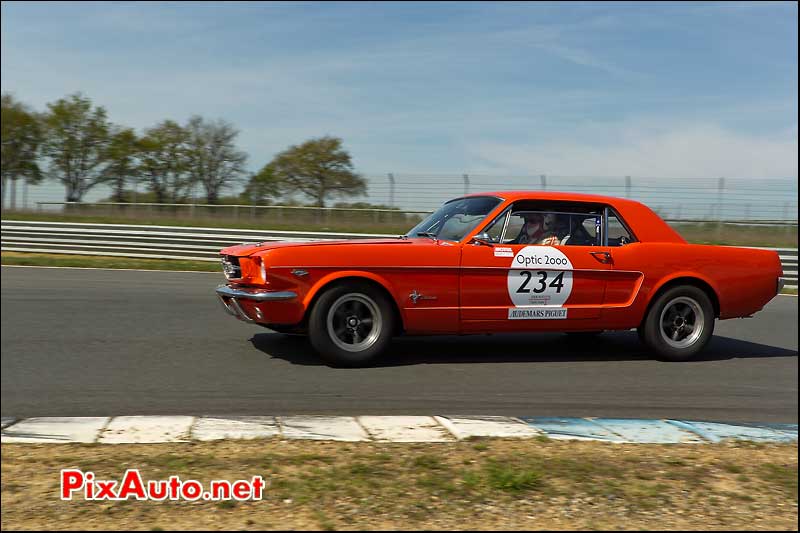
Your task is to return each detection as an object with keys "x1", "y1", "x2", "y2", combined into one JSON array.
[
  {"x1": 326, "y1": 293, "x2": 382, "y2": 352},
  {"x1": 659, "y1": 296, "x2": 704, "y2": 349}
]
